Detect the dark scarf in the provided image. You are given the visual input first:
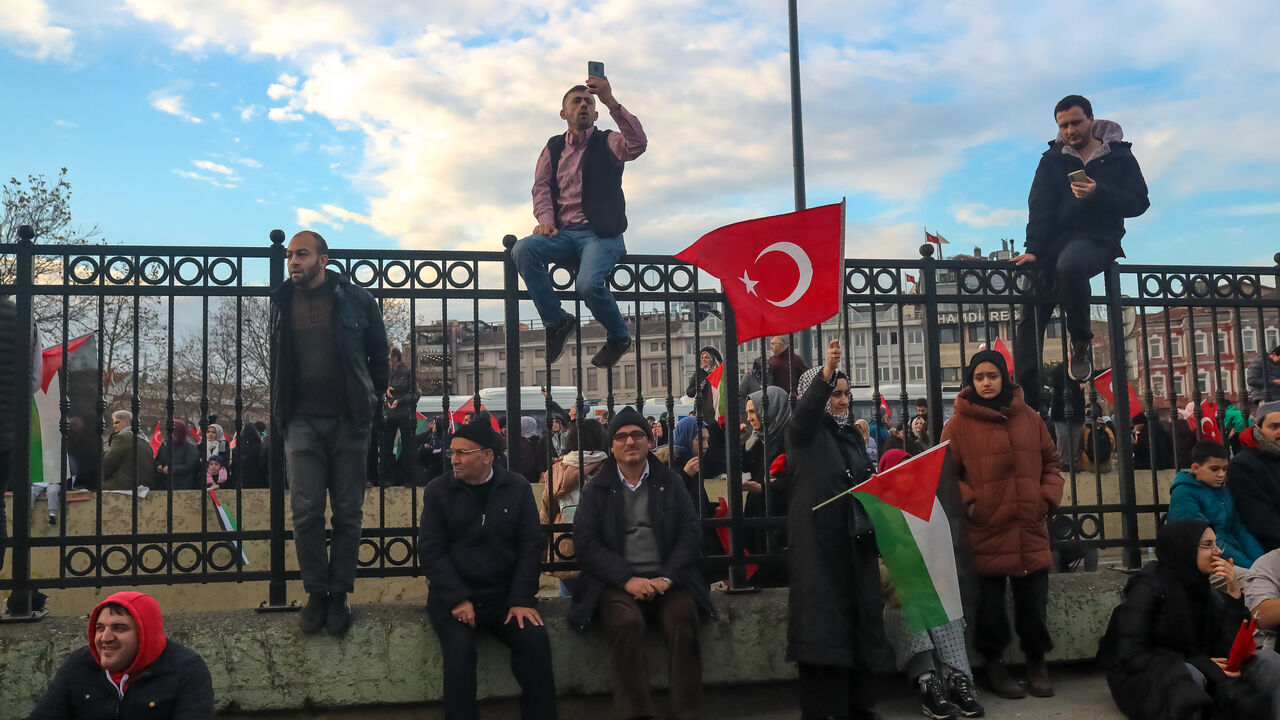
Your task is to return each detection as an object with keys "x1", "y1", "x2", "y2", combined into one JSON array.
[
  {"x1": 1153, "y1": 519, "x2": 1214, "y2": 656},
  {"x1": 963, "y1": 349, "x2": 1015, "y2": 411}
]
